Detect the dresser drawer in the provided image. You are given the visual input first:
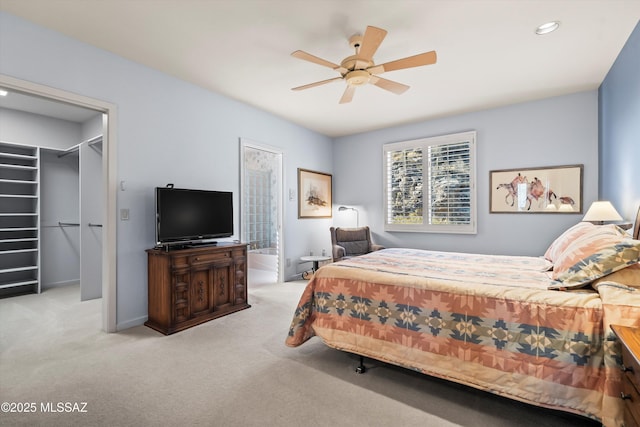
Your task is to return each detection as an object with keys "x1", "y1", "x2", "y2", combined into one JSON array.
[
  {"x1": 612, "y1": 325, "x2": 640, "y2": 427},
  {"x1": 623, "y1": 374, "x2": 640, "y2": 426},
  {"x1": 621, "y1": 344, "x2": 640, "y2": 390},
  {"x1": 188, "y1": 251, "x2": 231, "y2": 266}
]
